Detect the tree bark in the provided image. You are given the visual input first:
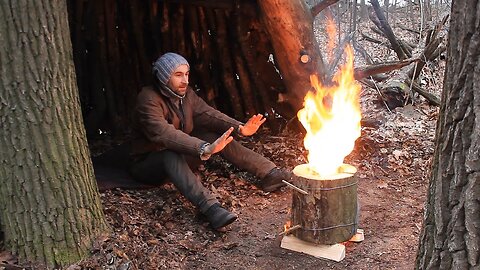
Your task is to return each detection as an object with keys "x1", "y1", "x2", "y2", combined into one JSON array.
[
  {"x1": 416, "y1": 0, "x2": 480, "y2": 268},
  {"x1": 257, "y1": 0, "x2": 327, "y2": 113},
  {"x1": 0, "y1": 1, "x2": 109, "y2": 268}
]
